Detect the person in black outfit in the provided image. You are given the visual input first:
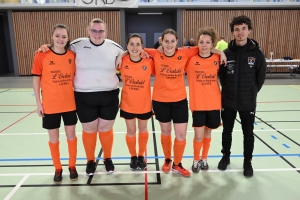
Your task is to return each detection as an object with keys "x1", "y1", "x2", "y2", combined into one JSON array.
[
  {"x1": 185, "y1": 38, "x2": 195, "y2": 46},
  {"x1": 154, "y1": 36, "x2": 162, "y2": 49},
  {"x1": 218, "y1": 15, "x2": 266, "y2": 177}
]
